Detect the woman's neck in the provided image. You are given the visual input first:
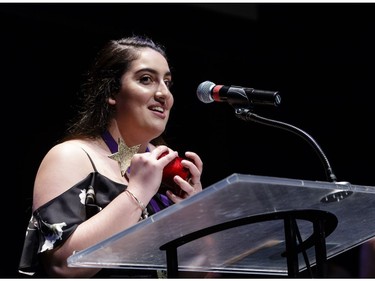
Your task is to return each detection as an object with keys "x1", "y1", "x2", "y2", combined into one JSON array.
[{"x1": 106, "y1": 123, "x2": 149, "y2": 153}]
